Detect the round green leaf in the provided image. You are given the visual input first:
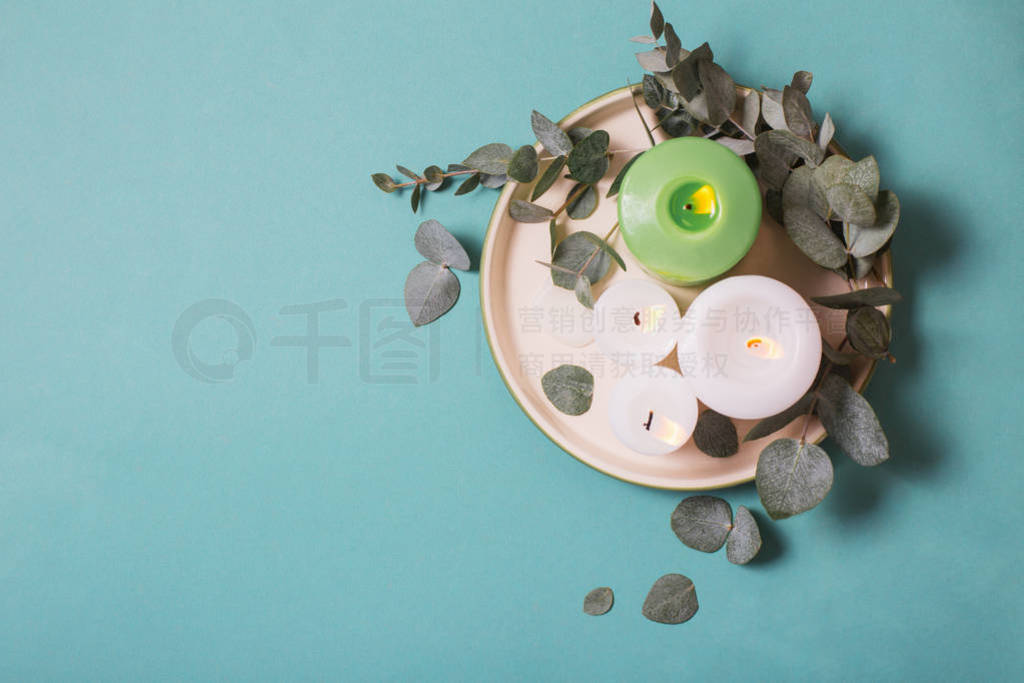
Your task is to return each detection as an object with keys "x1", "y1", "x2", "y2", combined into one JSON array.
[
  {"x1": 566, "y1": 183, "x2": 598, "y2": 220},
  {"x1": 848, "y1": 190, "x2": 899, "y2": 257},
  {"x1": 414, "y1": 219, "x2": 470, "y2": 271},
  {"x1": 423, "y1": 165, "x2": 444, "y2": 191},
  {"x1": 693, "y1": 409, "x2": 739, "y2": 458},
  {"x1": 551, "y1": 231, "x2": 610, "y2": 289},
  {"x1": 844, "y1": 156, "x2": 880, "y2": 201},
  {"x1": 404, "y1": 261, "x2": 460, "y2": 327},
  {"x1": 567, "y1": 130, "x2": 610, "y2": 185},
  {"x1": 755, "y1": 438, "x2": 834, "y2": 520},
  {"x1": 463, "y1": 143, "x2": 514, "y2": 175},
  {"x1": 583, "y1": 587, "x2": 614, "y2": 616},
  {"x1": 846, "y1": 306, "x2": 891, "y2": 358},
  {"x1": 726, "y1": 506, "x2": 762, "y2": 565},
  {"x1": 812, "y1": 154, "x2": 853, "y2": 192},
  {"x1": 509, "y1": 199, "x2": 554, "y2": 224},
  {"x1": 816, "y1": 373, "x2": 890, "y2": 466},
  {"x1": 783, "y1": 166, "x2": 828, "y2": 219},
  {"x1": 670, "y1": 495, "x2": 733, "y2": 553},
  {"x1": 826, "y1": 183, "x2": 876, "y2": 225},
  {"x1": 508, "y1": 145, "x2": 539, "y2": 184},
  {"x1": 642, "y1": 574, "x2": 698, "y2": 625},
  {"x1": 541, "y1": 364, "x2": 594, "y2": 416},
  {"x1": 783, "y1": 205, "x2": 847, "y2": 269}
]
